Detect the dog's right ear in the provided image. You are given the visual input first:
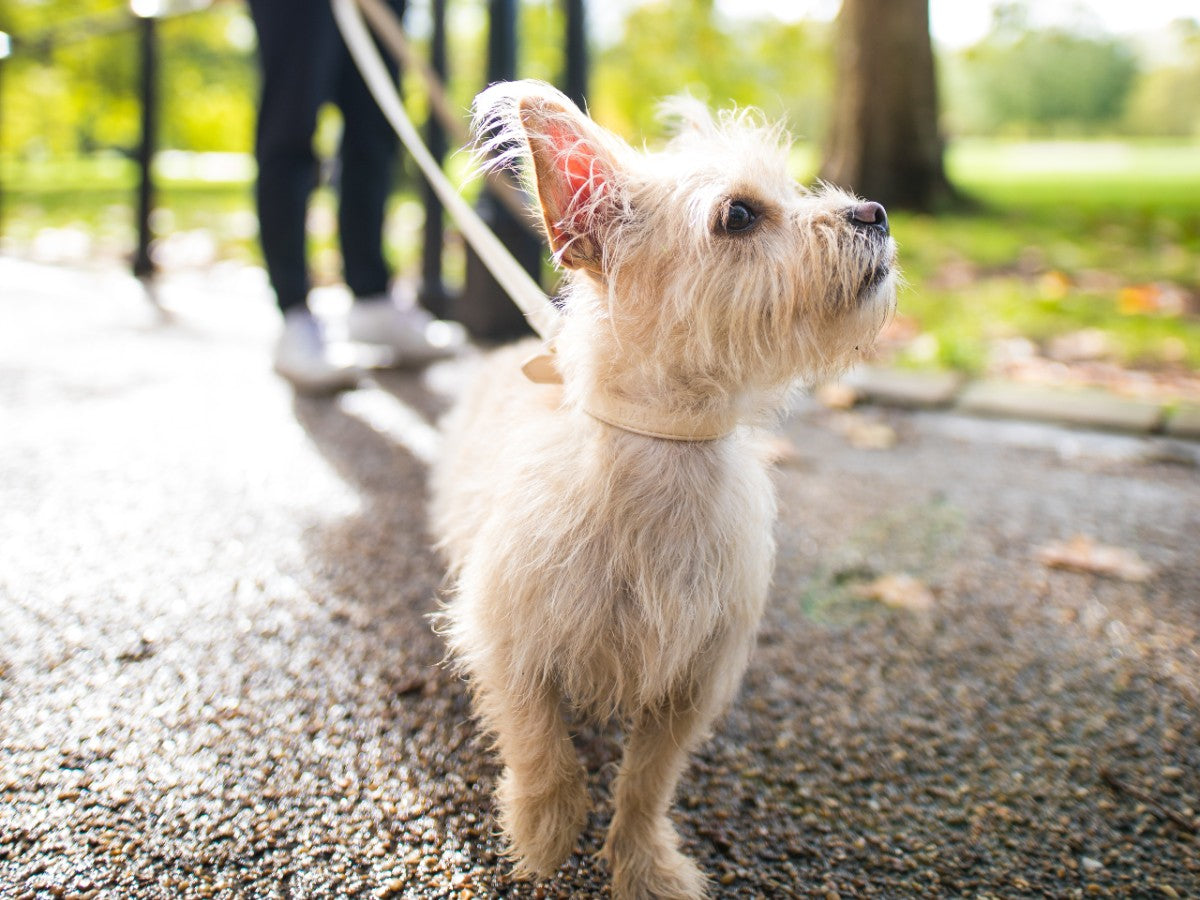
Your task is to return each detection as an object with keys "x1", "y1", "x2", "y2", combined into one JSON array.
[{"x1": 473, "y1": 81, "x2": 625, "y2": 274}]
